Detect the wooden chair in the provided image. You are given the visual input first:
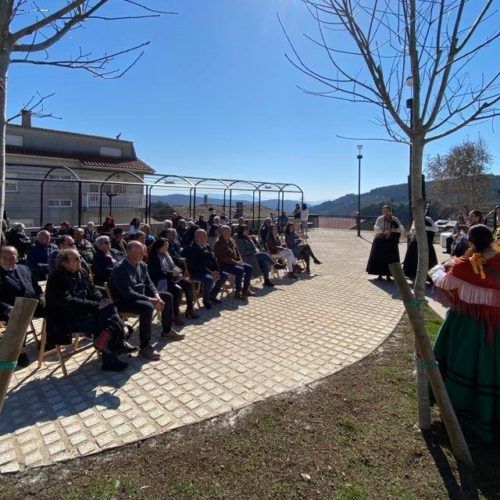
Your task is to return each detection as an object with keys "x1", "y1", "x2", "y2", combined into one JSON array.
[
  {"x1": 37, "y1": 319, "x2": 97, "y2": 376},
  {"x1": 182, "y1": 266, "x2": 203, "y2": 309}
]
